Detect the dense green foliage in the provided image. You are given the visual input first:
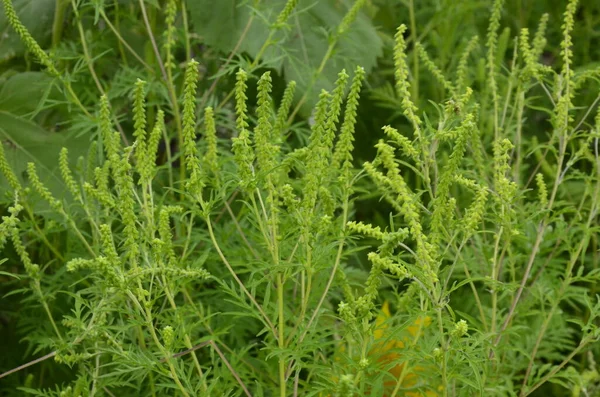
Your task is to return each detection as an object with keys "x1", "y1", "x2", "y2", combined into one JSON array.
[{"x1": 0, "y1": 0, "x2": 599, "y2": 396}]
